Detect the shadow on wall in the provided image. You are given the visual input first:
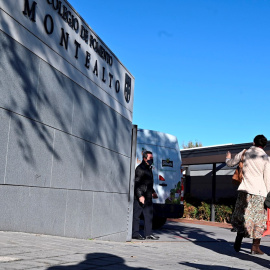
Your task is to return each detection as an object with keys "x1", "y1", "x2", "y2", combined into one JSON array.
[
  {"x1": 0, "y1": 17, "x2": 131, "y2": 191},
  {"x1": 47, "y1": 253, "x2": 151, "y2": 270}
]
